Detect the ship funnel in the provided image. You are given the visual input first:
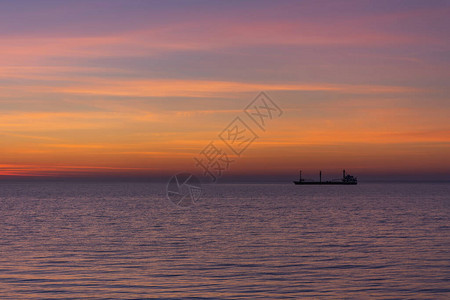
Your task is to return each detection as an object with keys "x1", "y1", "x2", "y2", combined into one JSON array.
[
  {"x1": 320, "y1": 170, "x2": 322, "y2": 182},
  {"x1": 343, "y1": 169, "x2": 346, "y2": 179}
]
